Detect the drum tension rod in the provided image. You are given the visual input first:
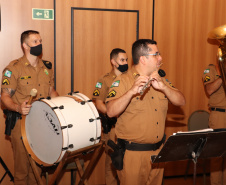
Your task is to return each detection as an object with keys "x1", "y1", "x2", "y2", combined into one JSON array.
[
  {"x1": 61, "y1": 124, "x2": 73, "y2": 130},
  {"x1": 90, "y1": 136, "x2": 101, "y2": 142},
  {"x1": 81, "y1": 99, "x2": 92, "y2": 105},
  {"x1": 68, "y1": 91, "x2": 79, "y2": 95},
  {"x1": 62, "y1": 144, "x2": 74, "y2": 151},
  {"x1": 52, "y1": 105, "x2": 64, "y2": 110},
  {"x1": 89, "y1": 117, "x2": 101, "y2": 122}
]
